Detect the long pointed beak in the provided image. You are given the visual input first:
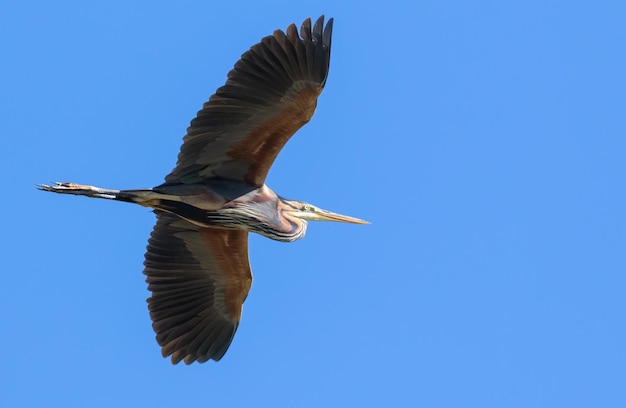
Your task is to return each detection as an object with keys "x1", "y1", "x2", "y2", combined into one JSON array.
[{"x1": 314, "y1": 209, "x2": 369, "y2": 224}]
